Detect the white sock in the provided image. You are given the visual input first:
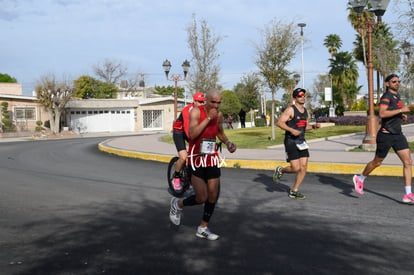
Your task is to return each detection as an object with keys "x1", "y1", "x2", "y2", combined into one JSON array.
[
  {"x1": 359, "y1": 174, "x2": 366, "y2": 182},
  {"x1": 405, "y1": 186, "x2": 412, "y2": 195}
]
